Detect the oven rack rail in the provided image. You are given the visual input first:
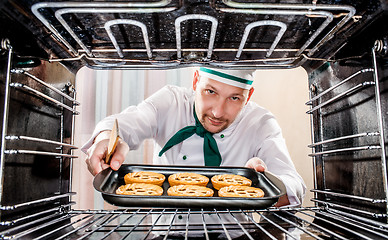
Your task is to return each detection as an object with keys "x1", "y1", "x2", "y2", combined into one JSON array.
[
  {"x1": 9, "y1": 70, "x2": 79, "y2": 115},
  {"x1": 31, "y1": 1, "x2": 355, "y2": 69},
  {"x1": 0, "y1": 43, "x2": 78, "y2": 203},
  {"x1": 1, "y1": 207, "x2": 388, "y2": 240},
  {"x1": 306, "y1": 47, "x2": 388, "y2": 222},
  {"x1": 2, "y1": 68, "x2": 79, "y2": 158}
]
